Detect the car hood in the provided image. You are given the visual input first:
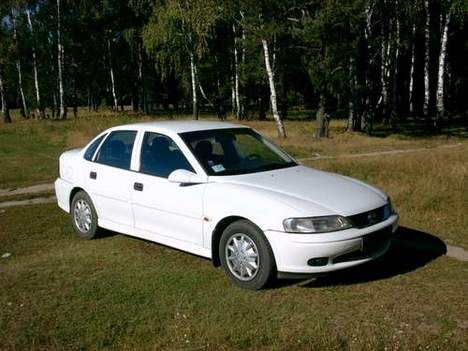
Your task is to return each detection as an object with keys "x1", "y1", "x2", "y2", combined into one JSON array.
[{"x1": 214, "y1": 165, "x2": 387, "y2": 216}]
